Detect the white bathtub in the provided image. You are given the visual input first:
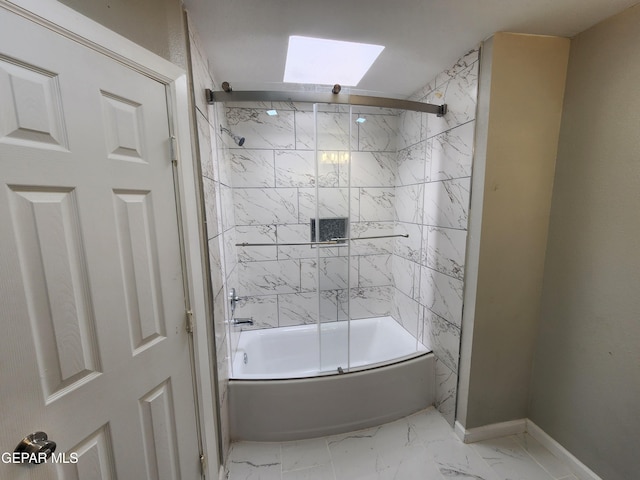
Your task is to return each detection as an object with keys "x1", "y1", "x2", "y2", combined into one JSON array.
[
  {"x1": 228, "y1": 316, "x2": 434, "y2": 441},
  {"x1": 231, "y1": 316, "x2": 428, "y2": 379}
]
